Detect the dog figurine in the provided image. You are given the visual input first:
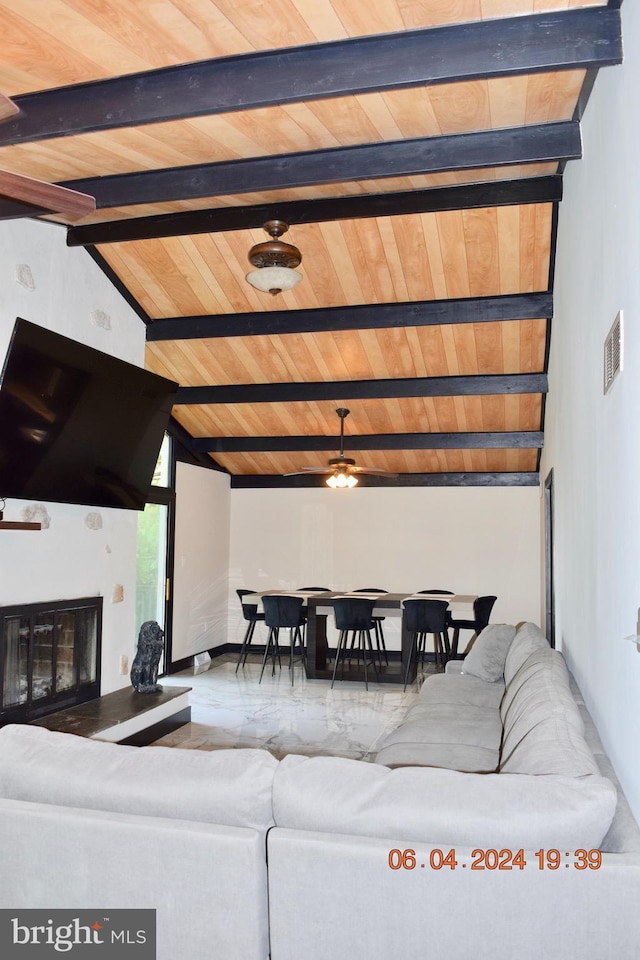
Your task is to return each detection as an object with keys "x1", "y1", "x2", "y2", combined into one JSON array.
[{"x1": 130, "y1": 620, "x2": 164, "y2": 693}]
